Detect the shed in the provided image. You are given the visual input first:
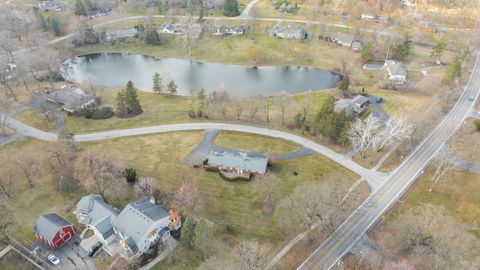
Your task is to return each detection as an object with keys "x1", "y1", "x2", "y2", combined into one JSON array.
[{"x1": 33, "y1": 213, "x2": 75, "y2": 249}]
